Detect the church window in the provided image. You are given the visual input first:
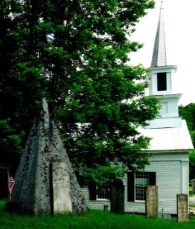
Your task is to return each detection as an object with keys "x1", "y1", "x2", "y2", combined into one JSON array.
[{"x1": 89, "y1": 182, "x2": 111, "y2": 200}]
